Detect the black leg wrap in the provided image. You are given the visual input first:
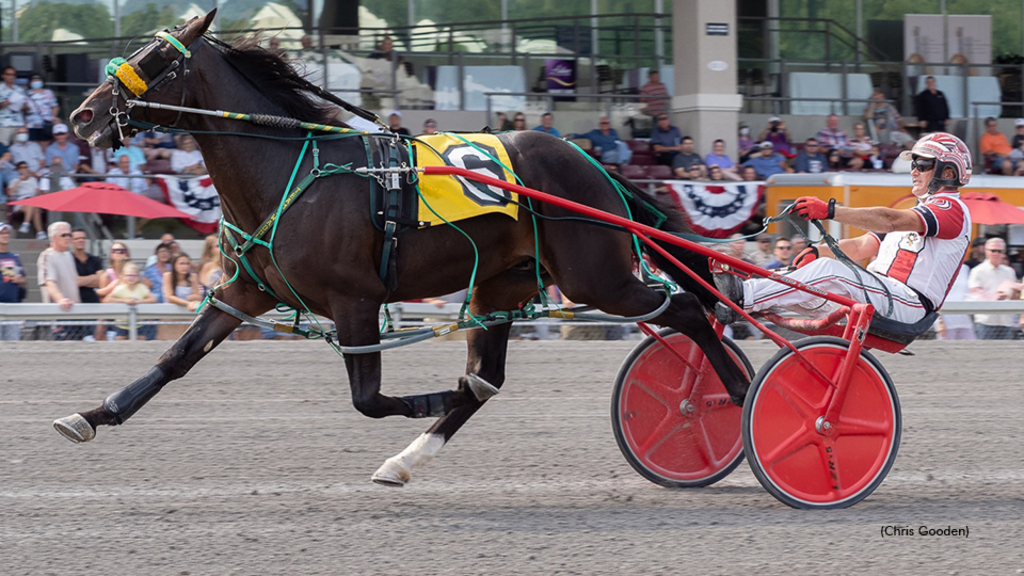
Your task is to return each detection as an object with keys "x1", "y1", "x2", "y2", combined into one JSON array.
[
  {"x1": 400, "y1": 391, "x2": 458, "y2": 418},
  {"x1": 103, "y1": 366, "x2": 168, "y2": 425}
]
